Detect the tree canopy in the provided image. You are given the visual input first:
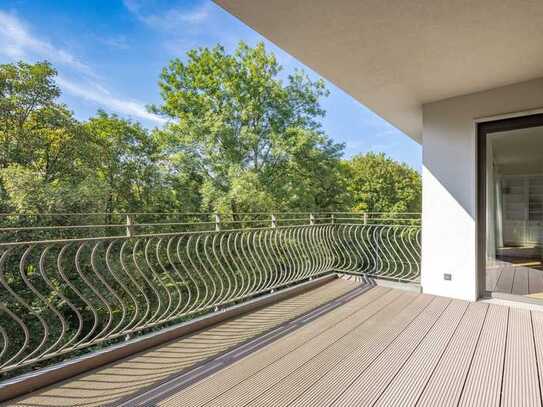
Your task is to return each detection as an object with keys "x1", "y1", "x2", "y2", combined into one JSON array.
[
  {"x1": 0, "y1": 42, "x2": 421, "y2": 223},
  {"x1": 151, "y1": 42, "x2": 347, "y2": 214},
  {"x1": 344, "y1": 152, "x2": 422, "y2": 213}
]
